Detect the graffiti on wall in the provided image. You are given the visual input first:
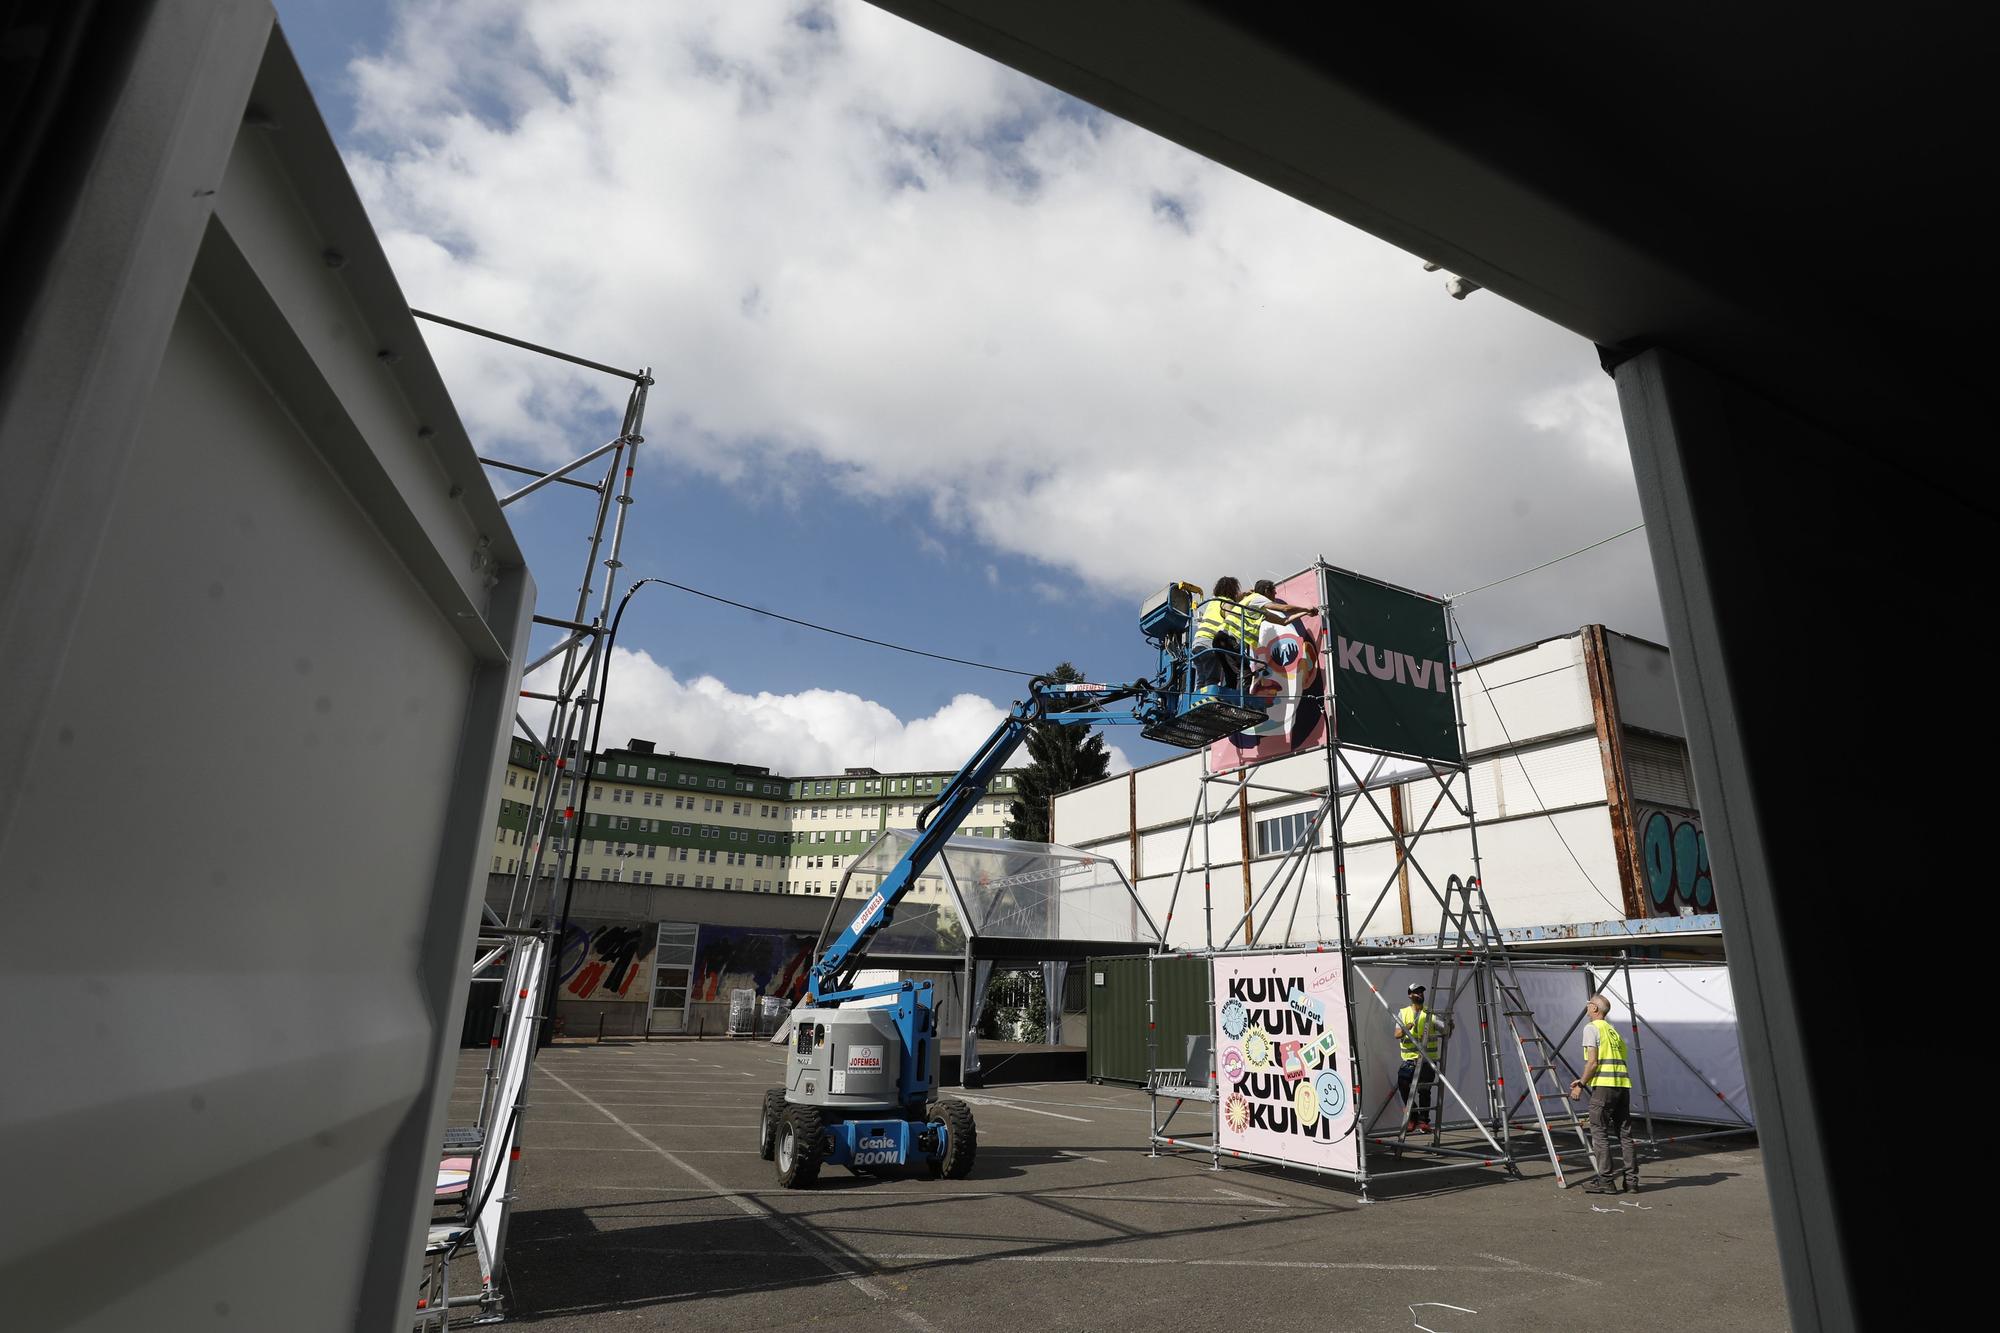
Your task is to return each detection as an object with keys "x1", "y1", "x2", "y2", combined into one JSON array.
[
  {"x1": 690, "y1": 925, "x2": 818, "y2": 1005},
  {"x1": 553, "y1": 923, "x2": 651, "y2": 1001},
  {"x1": 1636, "y1": 808, "x2": 1713, "y2": 915}
]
